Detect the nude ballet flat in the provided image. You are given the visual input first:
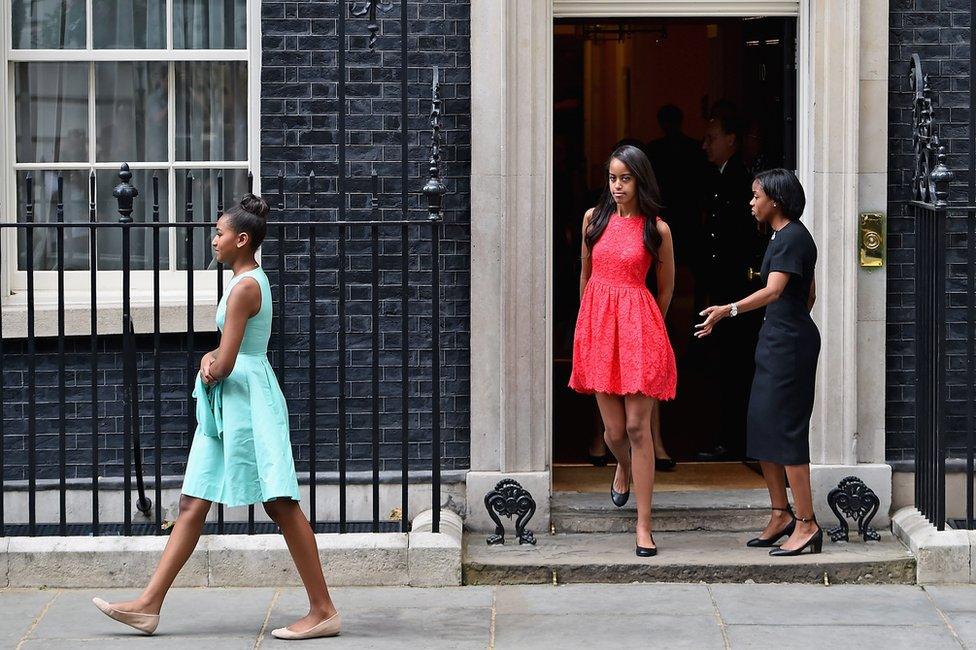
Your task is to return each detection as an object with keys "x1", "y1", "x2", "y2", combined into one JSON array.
[
  {"x1": 92, "y1": 597, "x2": 159, "y2": 635},
  {"x1": 271, "y1": 613, "x2": 341, "y2": 640}
]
